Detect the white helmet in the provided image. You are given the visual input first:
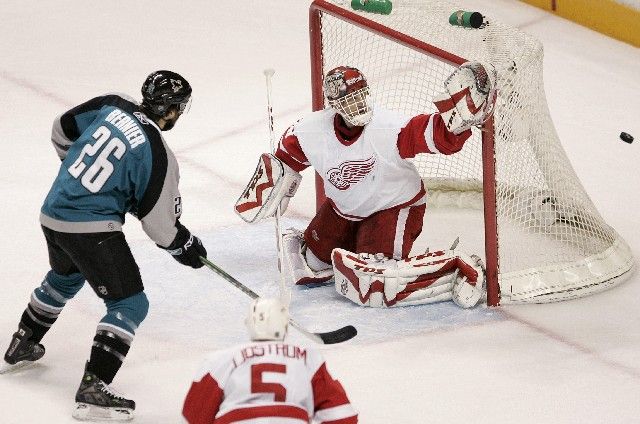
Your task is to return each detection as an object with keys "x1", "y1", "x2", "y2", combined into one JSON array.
[{"x1": 245, "y1": 298, "x2": 289, "y2": 341}]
